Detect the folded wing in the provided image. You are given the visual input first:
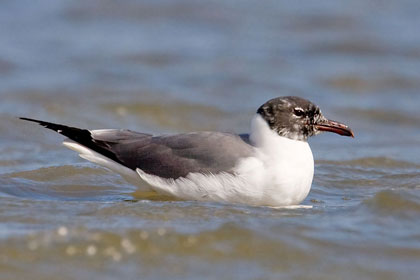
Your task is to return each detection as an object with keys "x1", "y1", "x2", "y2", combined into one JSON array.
[{"x1": 20, "y1": 118, "x2": 254, "y2": 179}]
